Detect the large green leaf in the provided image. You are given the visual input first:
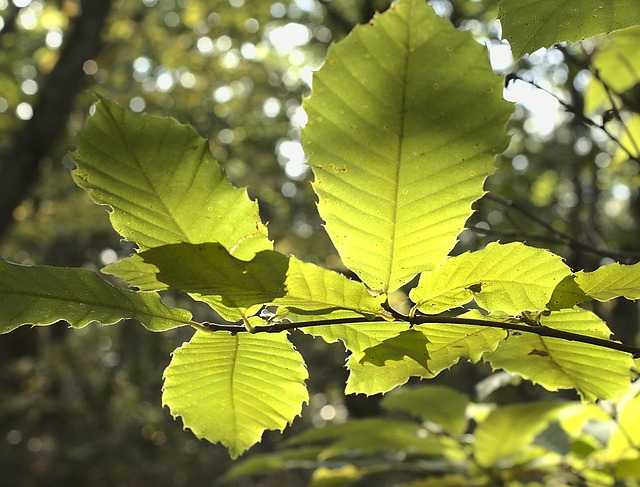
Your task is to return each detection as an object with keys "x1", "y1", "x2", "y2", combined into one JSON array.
[
  {"x1": 473, "y1": 402, "x2": 574, "y2": 467},
  {"x1": 0, "y1": 259, "x2": 191, "y2": 333},
  {"x1": 485, "y1": 308, "x2": 633, "y2": 401},
  {"x1": 303, "y1": 0, "x2": 512, "y2": 293},
  {"x1": 576, "y1": 262, "x2": 640, "y2": 301},
  {"x1": 499, "y1": 0, "x2": 640, "y2": 59},
  {"x1": 409, "y1": 242, "x2": 572, "y2": 315},
  {"x1": 104, "y1": 242, "x2": 384, "y2": 320},
  {"x1": 162, "y1": 331, "x2": 308, "y2": 458},
  {"x1": 73, "y1": 98, "x2": 270, "y2": 257}
]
